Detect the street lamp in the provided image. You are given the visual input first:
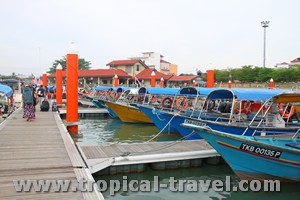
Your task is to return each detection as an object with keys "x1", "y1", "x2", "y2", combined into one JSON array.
[{"x1": 261, "y1": 21, "x2": 270, "y2": 68}]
